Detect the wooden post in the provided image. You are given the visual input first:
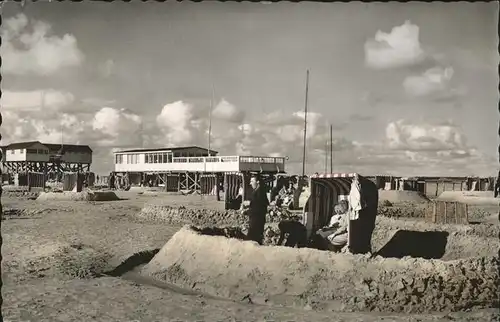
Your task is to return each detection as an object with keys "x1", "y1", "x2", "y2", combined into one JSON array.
[
  {"x1": 444, "y1": 201, "x2": 448, "y2": 224},
  {"x1": 223, "y1": 173, "x2": 228, "y2": 209},
  {"x1": 454, "y1": 202, "x2": 458, "y2": 224},
  {"x1": 216, "y1": 174, "x2": 221, "y2": 201}
]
